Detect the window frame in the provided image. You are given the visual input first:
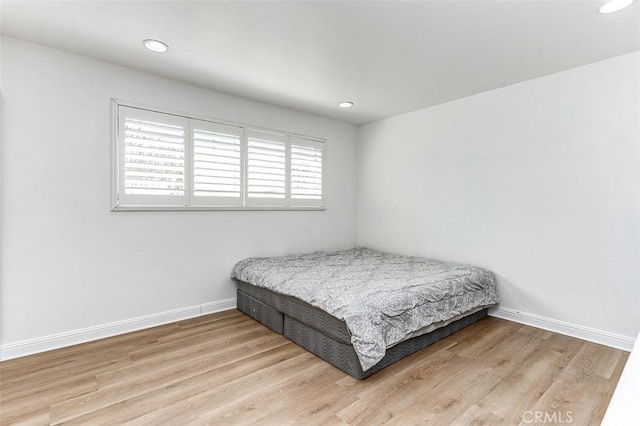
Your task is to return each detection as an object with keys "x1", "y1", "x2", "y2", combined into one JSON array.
[{"x1": 111, "y1": 99, "x2": 326, "y2": 211}]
